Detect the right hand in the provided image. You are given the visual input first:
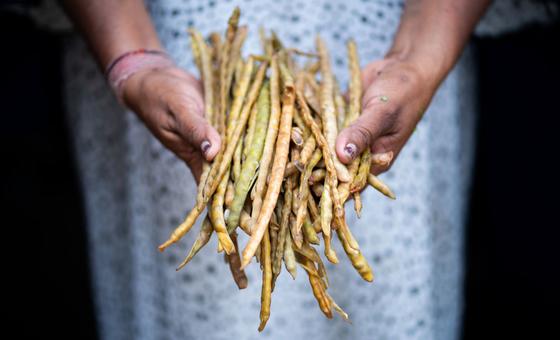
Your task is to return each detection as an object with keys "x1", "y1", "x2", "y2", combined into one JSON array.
[{"x1": 121, "y1": 66, "x2": 221, "y2": 181}]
